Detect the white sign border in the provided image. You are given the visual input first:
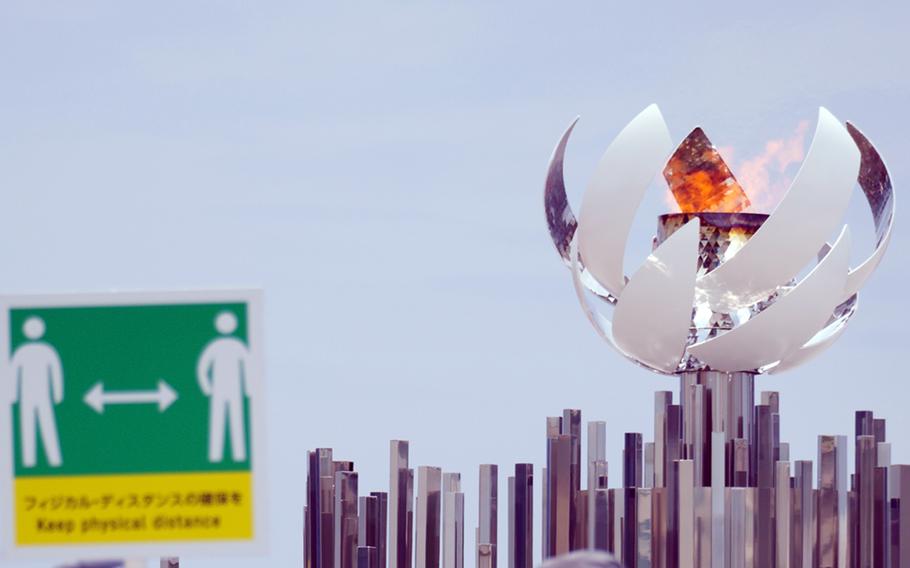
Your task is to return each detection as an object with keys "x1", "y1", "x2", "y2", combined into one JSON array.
[{"x1": 0, "y1": 289, "x2": 268, "y2": 561}]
